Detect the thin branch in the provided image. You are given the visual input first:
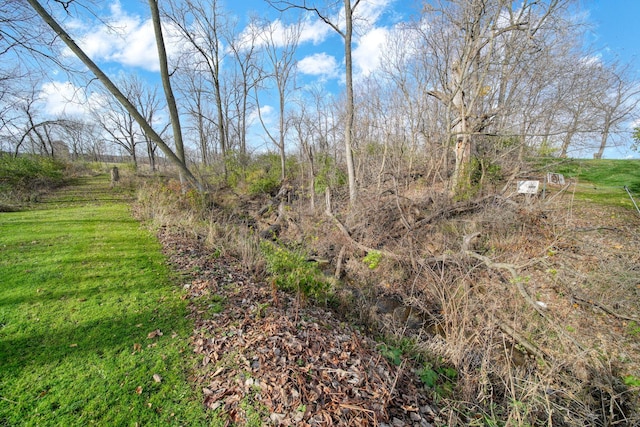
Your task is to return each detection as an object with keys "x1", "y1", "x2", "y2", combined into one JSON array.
[
  {"x1": 266, "y1": 0, "x2": 345, "y2": 38},
  {"x1": 571, "y1": 294, "x2": 640, "y2": 323}
]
